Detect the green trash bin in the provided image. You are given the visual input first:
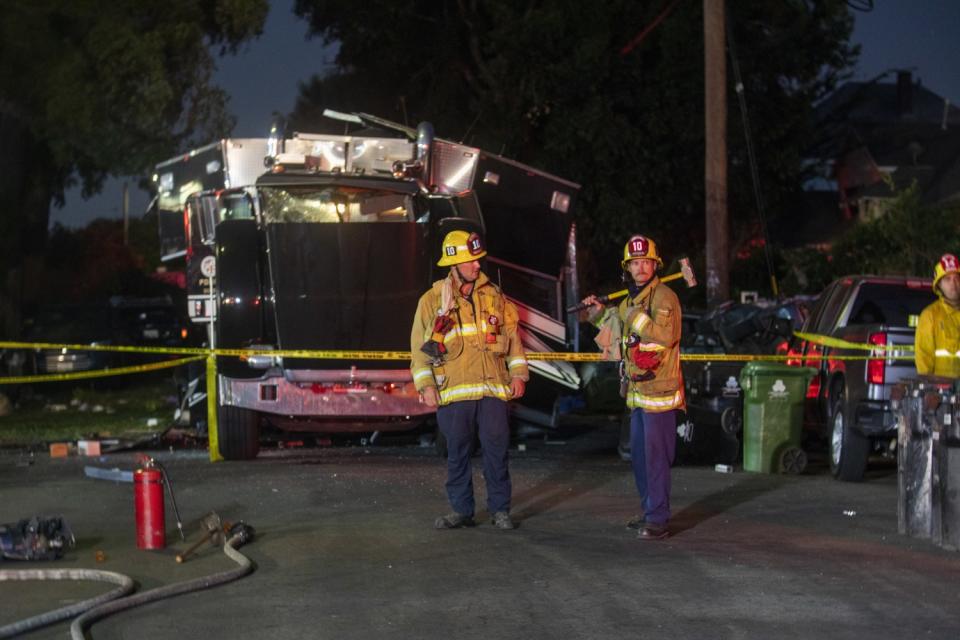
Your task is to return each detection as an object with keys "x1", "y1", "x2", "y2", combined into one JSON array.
[{"x1": 739, "y1": 362, "x2": 816, "y2": 474}]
